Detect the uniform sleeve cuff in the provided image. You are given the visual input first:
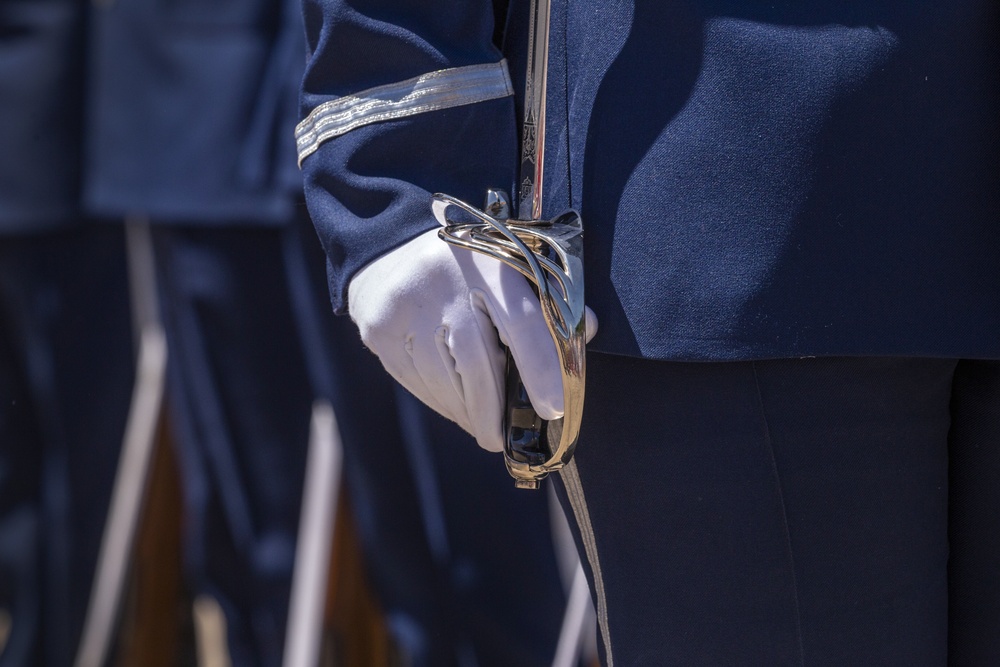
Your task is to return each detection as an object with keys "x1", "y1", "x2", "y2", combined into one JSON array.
[{"x1": 295, "y1": 60, "x2": 513, "y2": 166}]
